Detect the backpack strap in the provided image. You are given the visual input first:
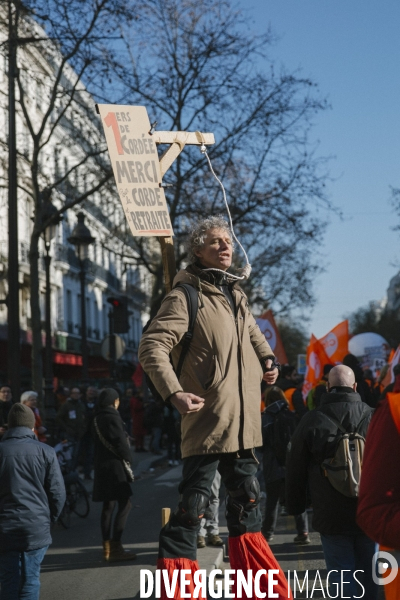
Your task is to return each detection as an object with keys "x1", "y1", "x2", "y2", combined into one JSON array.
[
  {"x1": 320, "y1": 412, "x2": 347, "y2": 434},
  {"x1": 321, "y1": 409, "x2": 370, "y2": 435},
  {"x1": 174, "y1": 283, "x2": 199, "y2": 379}
]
